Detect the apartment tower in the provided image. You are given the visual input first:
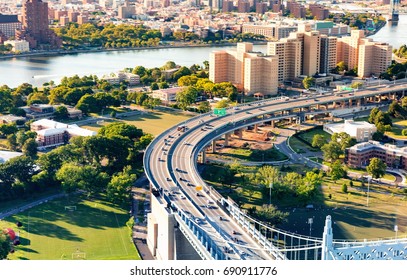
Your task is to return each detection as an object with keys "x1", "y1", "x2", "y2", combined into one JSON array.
[
  {"x1": 209, "y1": 43, "x2": 278, "y2": 95},
  {"x1": 357, "y1": 40, "x2": 392, "y2": 78},
  {"x1": 16, "y1": 0, "x2": 61, "y2": 49}
]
